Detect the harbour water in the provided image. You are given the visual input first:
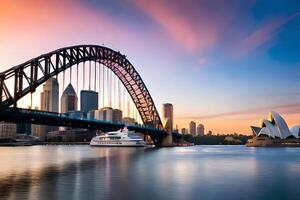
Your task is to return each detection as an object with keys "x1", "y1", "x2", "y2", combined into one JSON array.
[{"x1": 0, "y1": 145, "x2": 300, "y2": 200}]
